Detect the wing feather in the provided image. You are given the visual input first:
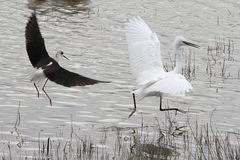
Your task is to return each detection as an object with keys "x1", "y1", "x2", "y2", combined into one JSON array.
[
  {"x1": 146, "y1": 74, "x2": 193, "y2": 96},
  {"x1": 45, "y1": 67, "x2": 107, "y2": 87},
  {"x1": 126, "y1": 17, "x2": 164, "y2": 85},
  {"x1": 25, "y1": 12, "x2": 49, "y2": 68}
]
